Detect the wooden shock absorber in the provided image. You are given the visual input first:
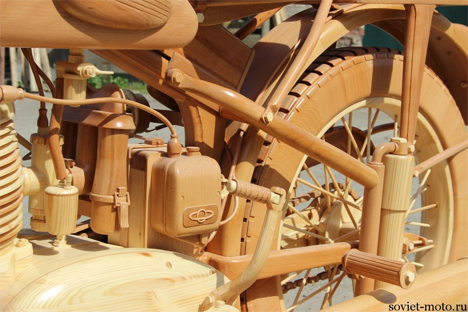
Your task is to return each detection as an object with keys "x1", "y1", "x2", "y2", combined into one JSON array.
[
  {"x1": 376, "y1": 138, "x2": 414, "y2": 289},
  {"x1": 343, "y1": 249, "x2": 416, "y2": 289}
]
